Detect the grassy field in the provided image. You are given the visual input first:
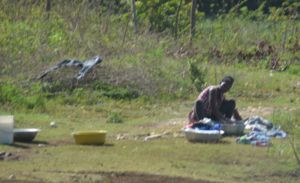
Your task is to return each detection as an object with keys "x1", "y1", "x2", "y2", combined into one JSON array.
[
  {"x1": 0, "y1": 1, "x2": 300, "y2": 183},
  {"x1": 1, "y1": 68, "x2": 300, "y2": 183}
]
